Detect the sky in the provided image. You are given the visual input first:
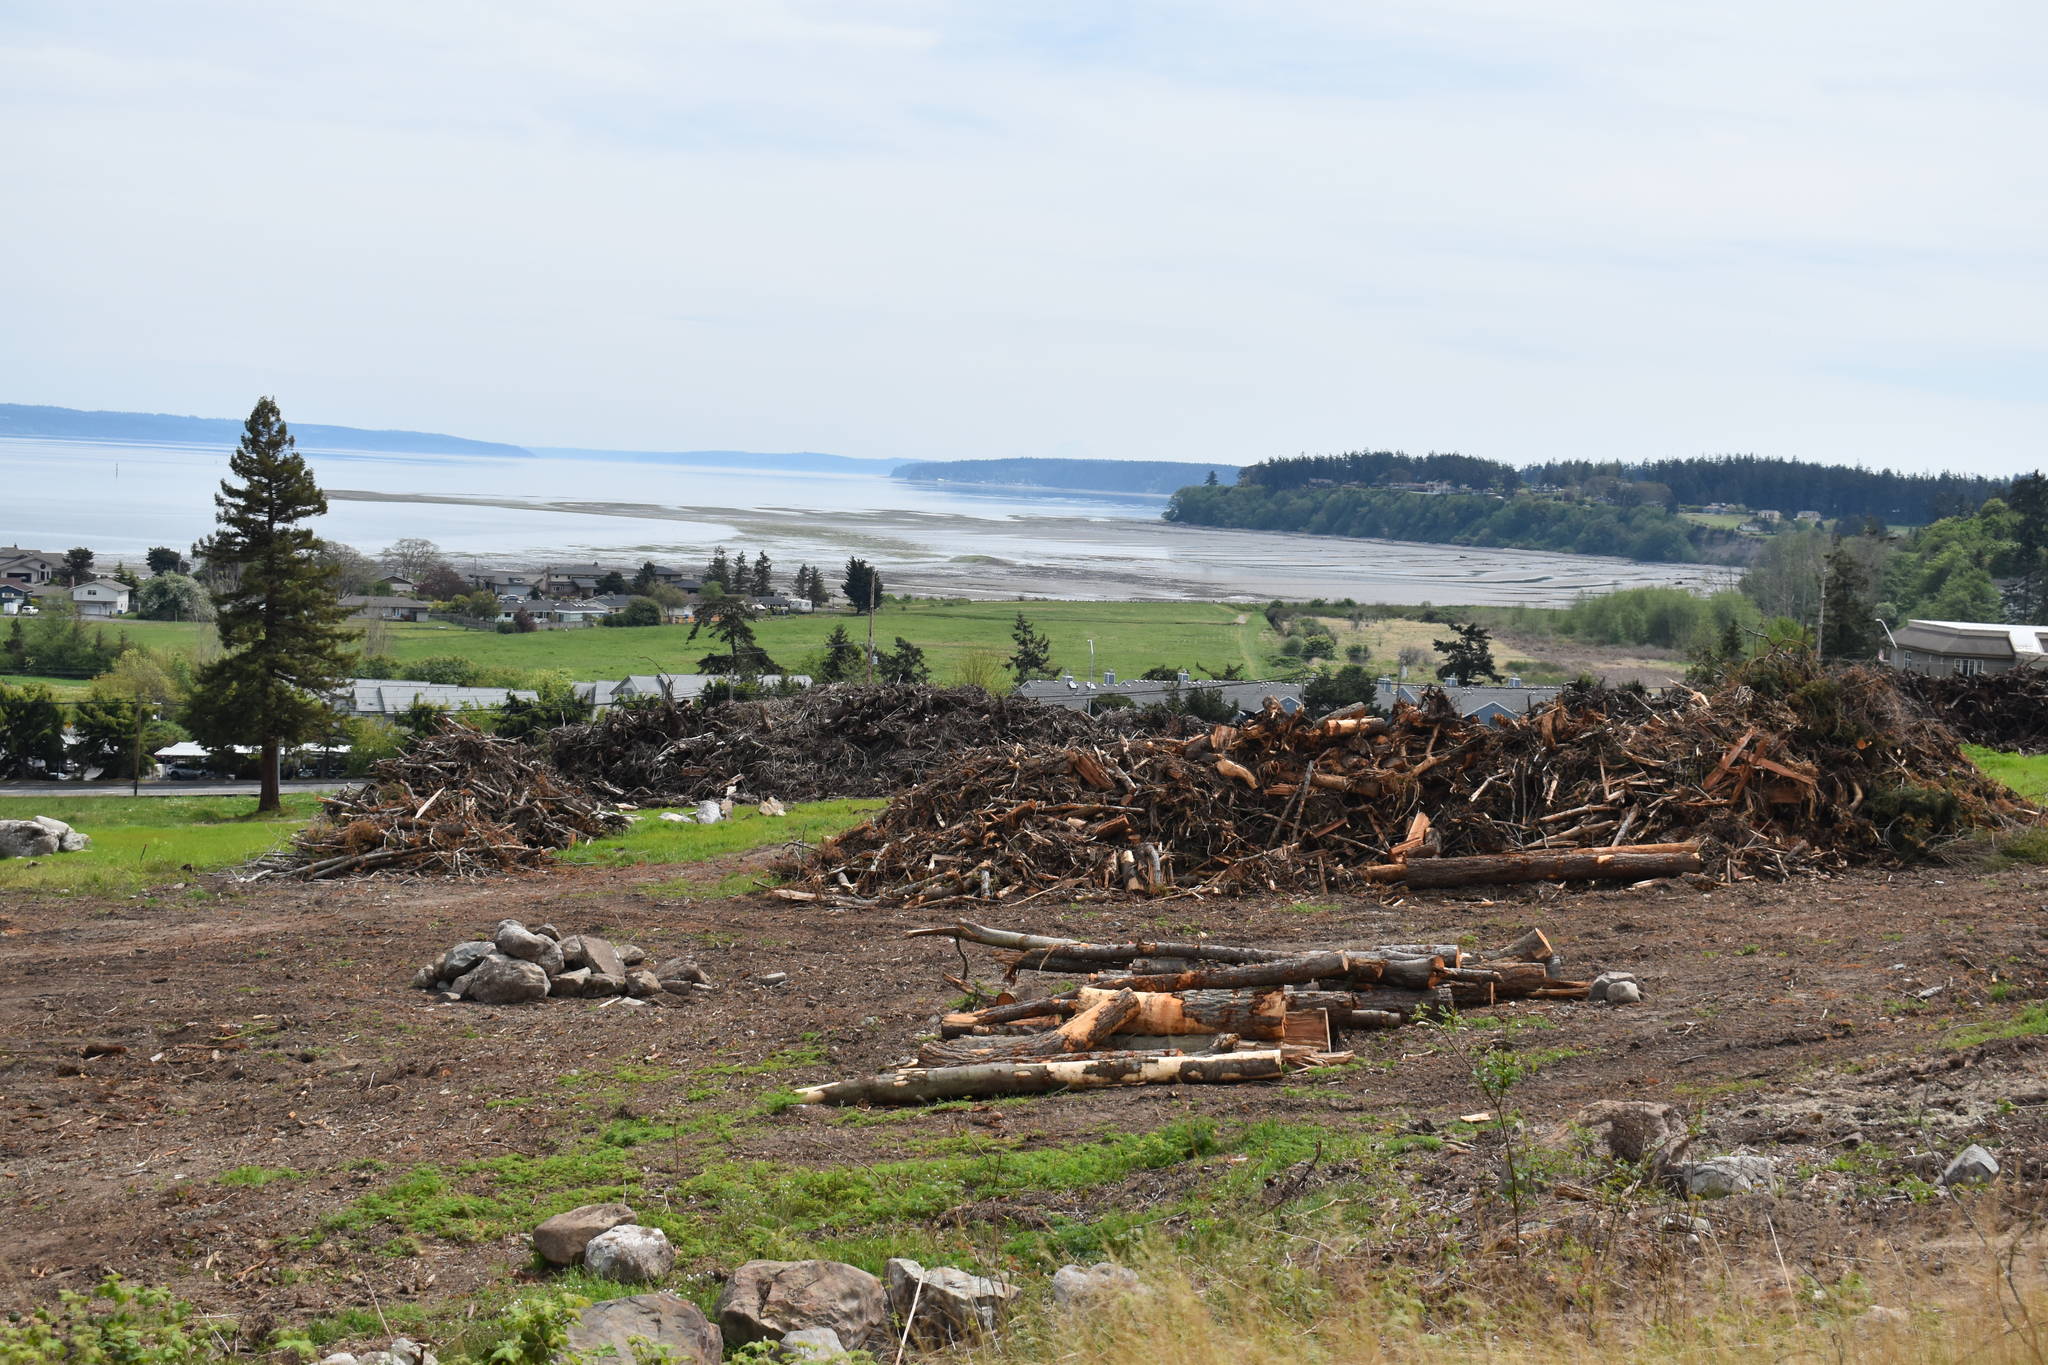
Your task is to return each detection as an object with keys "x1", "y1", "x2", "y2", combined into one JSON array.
[{"x1": 2, "y1": 0, "x2": 2042, "y2": 474}]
